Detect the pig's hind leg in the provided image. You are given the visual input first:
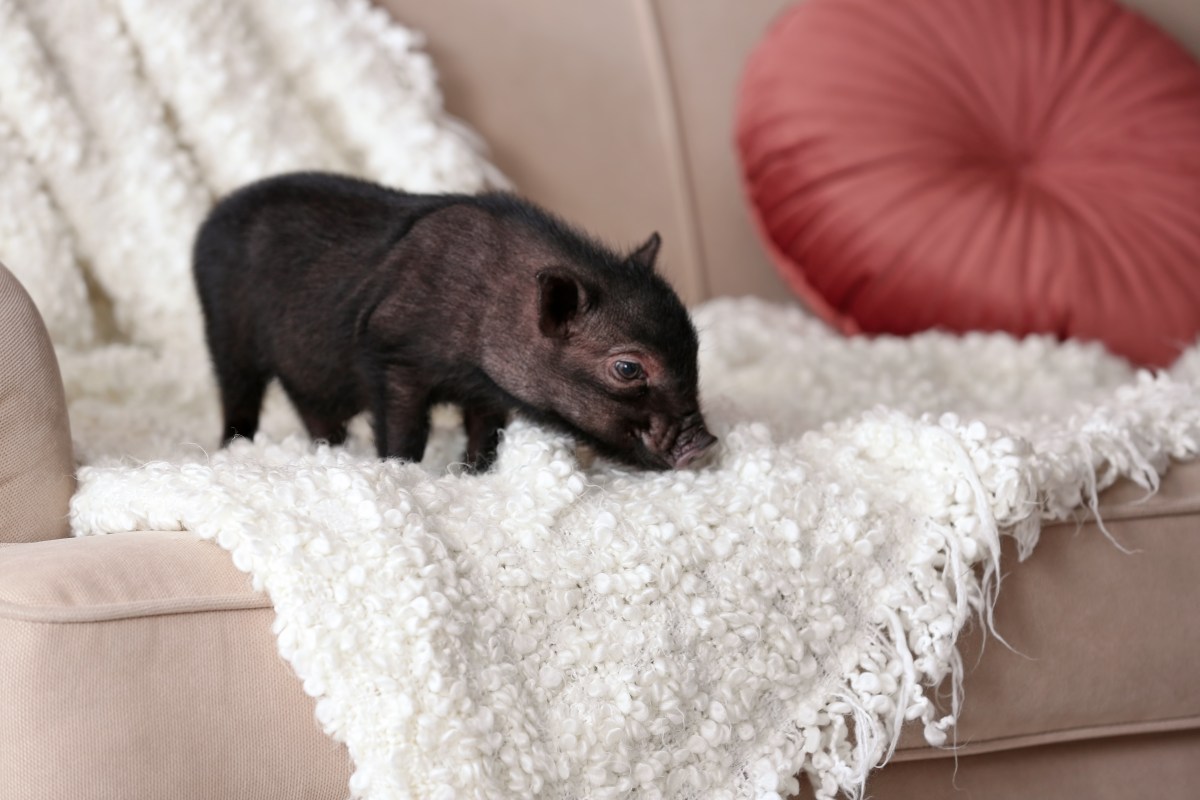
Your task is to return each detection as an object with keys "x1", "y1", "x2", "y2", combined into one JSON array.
[
  {"x1": 195, "y1": 210, "x2": 268, "y2": 446},
  {"x1": 215, "y1": 360, "x2": 270, "y2": 446}
]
